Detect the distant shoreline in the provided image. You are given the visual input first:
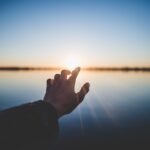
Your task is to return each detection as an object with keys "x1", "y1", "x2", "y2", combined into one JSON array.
[{"x1": 0, "y1": 67, "x2": 150, "y2": 72}]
